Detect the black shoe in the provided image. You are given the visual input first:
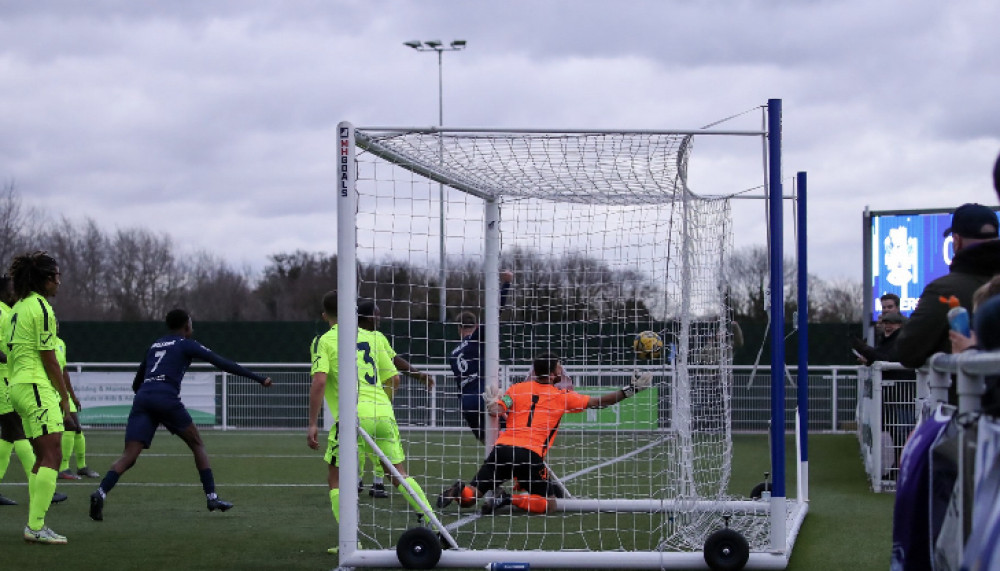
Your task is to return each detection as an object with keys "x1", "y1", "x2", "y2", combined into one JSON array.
[
  {"x1": 369, "y1": 482, "x2": 388, "y2": 498},
  {"x1": 357, "y1": 479, "x2": 364, "y2": 493},
  {"x1": 436, "y1": 480, "x2": 465, "y2": 509},
  {"x1": 207, "y1": 497, "x2": 233, "y2": 512},
  {"x1": 89, "y1": 491, "x2": 104, "y2": 521},
  {"x1": 0, "y1": 494, "x2": 17, "y2": 506},
  {"x1": 481, "y1": 489, "x2": 512, "y2": 515},
  {"x1": 51, "y1": 492, "x2": 68, "y2": 504}
]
